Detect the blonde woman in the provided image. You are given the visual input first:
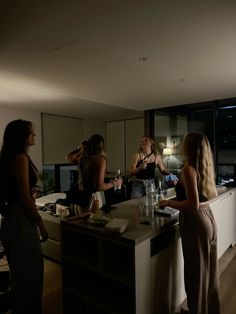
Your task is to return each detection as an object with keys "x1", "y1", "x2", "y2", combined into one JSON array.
[
  {"x1": 160, "y1": 133, "x2": 220, "y2": 314},
  {"x1": 129, "y1": 136, "x2": 170, "y2": 198}
]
